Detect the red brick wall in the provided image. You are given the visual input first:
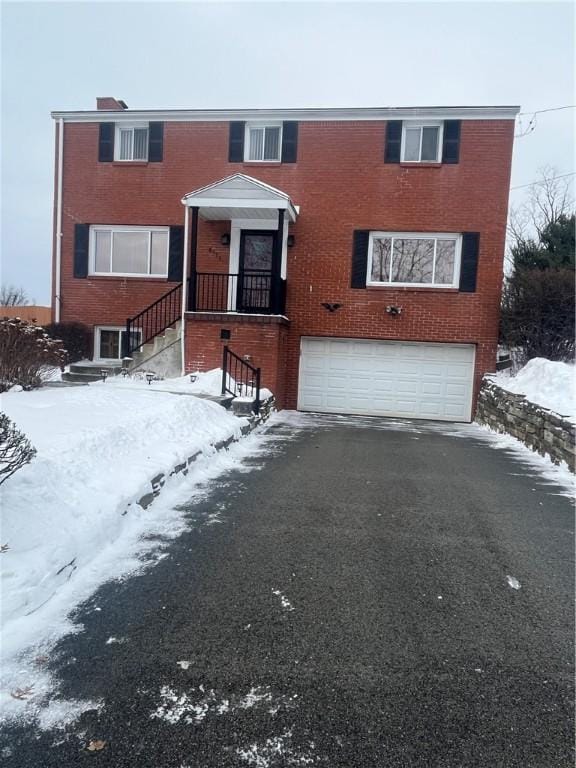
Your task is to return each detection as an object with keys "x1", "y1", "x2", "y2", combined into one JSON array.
[
  {"x1": 56, "y1": 118, "x2": 515, "y2": 407},
  {"x1": 184, "y1": 315, "x2": 289, "y2": 408}
]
